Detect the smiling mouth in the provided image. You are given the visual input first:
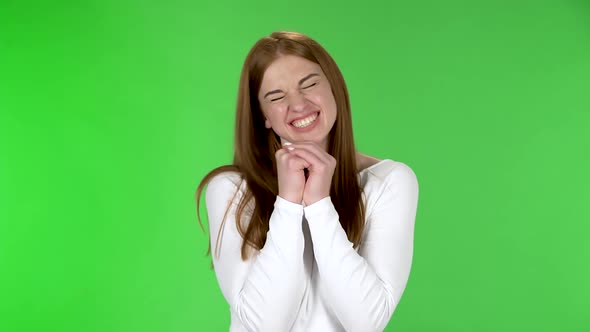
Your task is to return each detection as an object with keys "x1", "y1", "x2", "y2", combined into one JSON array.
[{"x1": 291, "y1": 112, "x2": 319, "y2": 128}]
